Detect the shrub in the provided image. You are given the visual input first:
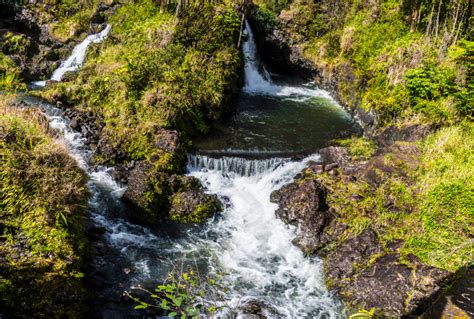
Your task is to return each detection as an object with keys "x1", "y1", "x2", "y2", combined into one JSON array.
[{"x1": 126, "y1": 268, "x2": 227, "y2": 317}]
